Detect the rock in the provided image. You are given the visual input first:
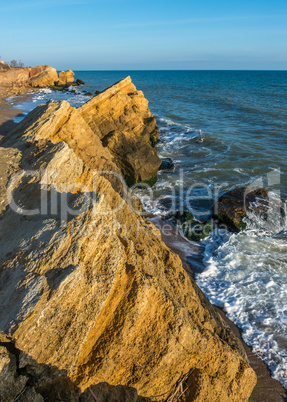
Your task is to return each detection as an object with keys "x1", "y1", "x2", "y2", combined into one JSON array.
[
  {"x1": 169, "y1": 211, "x2": 213, "y2": 241},
  {"x1": 76, "y1": 78, "x2": 85, "y2": 85},
  {"x1": 79, "y1": 383, "x2": 149, "y2": 402},
  {"x1": 57, "y1": 70, "x2": 75, "y2": 86},
  {"x1": 0, "y1": 60, "x2": 11, "y2": 71},
  {"x1": 0, "y1": 334, "x2": 29, "y2": 401},
  {"x1": 159, "y1": 157, "x2": 174, "y2": 171},
  {"x1": 95, "y1": 90, "x2": 101, "y2": 95},
  {"x1": 79, "y1": 77, "x2": 161, "y2": 185},
  {"x1": 216, "y1": 187, "x2": 285, "y2": 231},
  {"x1": 29, "y1": 66, "x2": 58, "y2": 87},
  {"x1": 0, "y1": 82, "x2": 257, "y2": 401}
]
